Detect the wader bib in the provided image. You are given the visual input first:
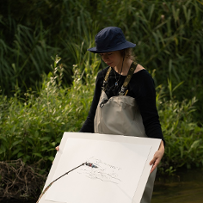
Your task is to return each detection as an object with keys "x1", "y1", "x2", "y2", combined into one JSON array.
[{"x1": 94, "y1": 63, "x2": 157, "y2": 203}]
